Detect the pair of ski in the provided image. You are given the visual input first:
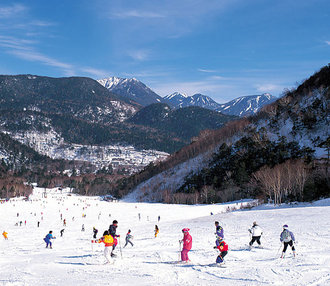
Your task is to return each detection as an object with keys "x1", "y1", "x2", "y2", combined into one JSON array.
[{"x1": 168, "y1": 261, "x2": 227, "y2": 268}]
